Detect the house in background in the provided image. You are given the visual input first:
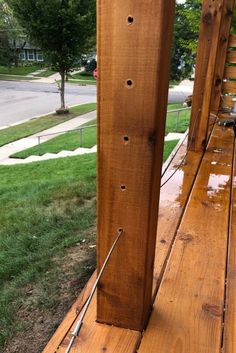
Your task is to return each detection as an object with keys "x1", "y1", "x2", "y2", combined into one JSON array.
[
  {"x1": 11, "y1": 38, "x2": 44, "y2": 63},
  {"x1": 18, "y1": 42, "x2": 44, "y2": 62}
]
